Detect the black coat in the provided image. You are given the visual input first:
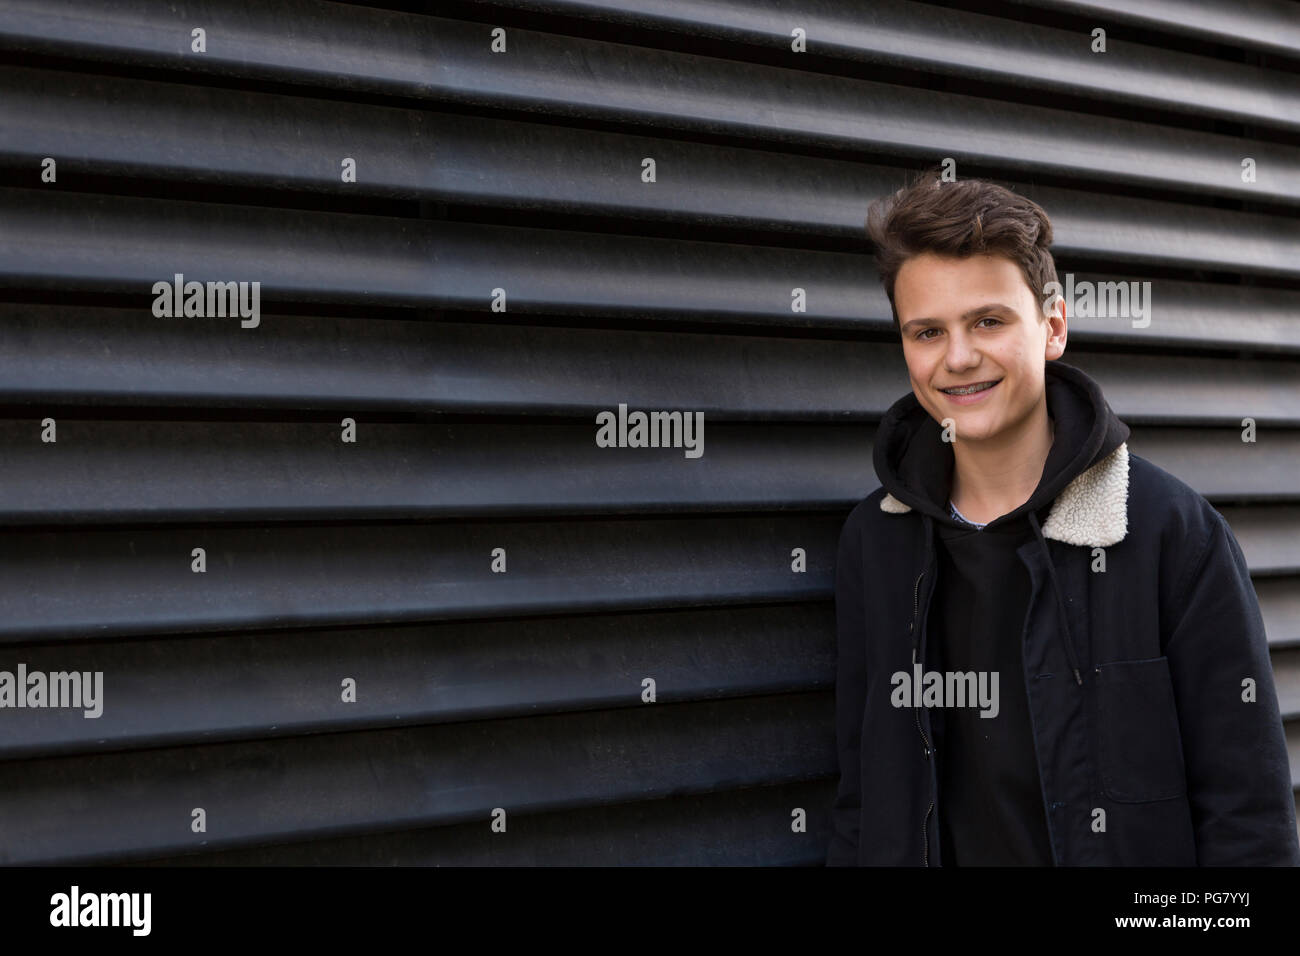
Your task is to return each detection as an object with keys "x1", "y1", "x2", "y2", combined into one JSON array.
[{"x1": 827, "y1": 360, "x2": 1299, "y2": 866}]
